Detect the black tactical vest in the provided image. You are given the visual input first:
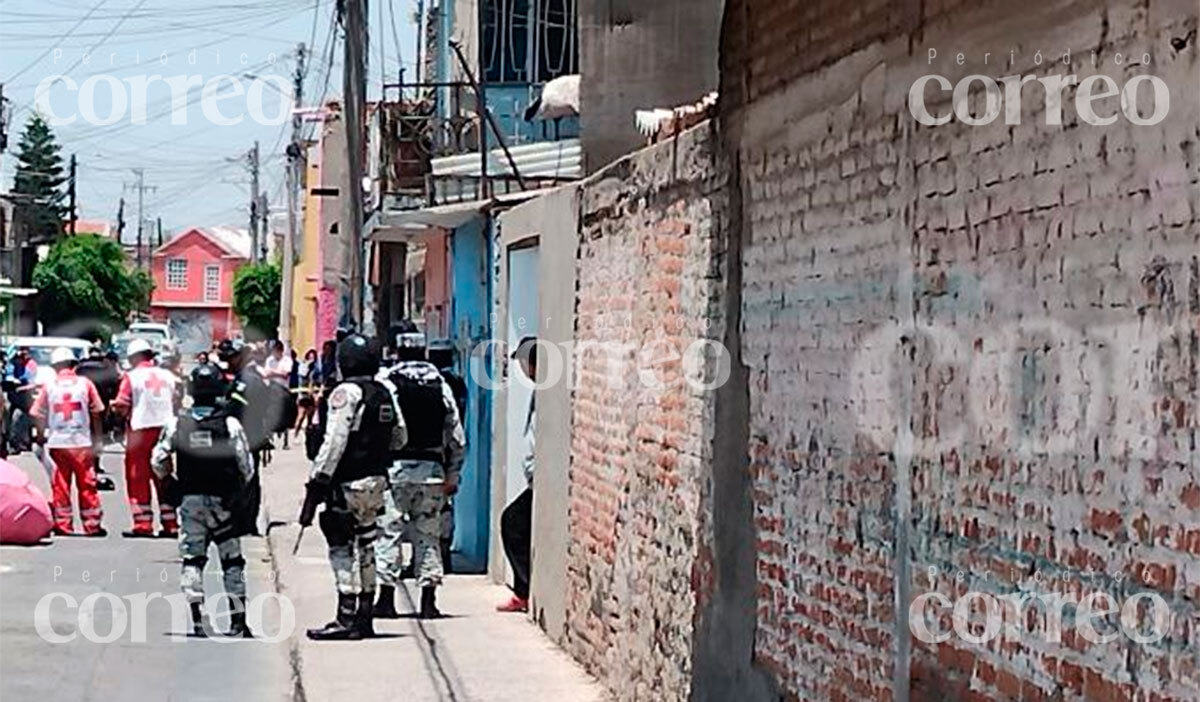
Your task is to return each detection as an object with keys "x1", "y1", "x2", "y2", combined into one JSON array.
[
  {"x1": 390, "y1": 365, "x2": 448, "y2": 463},
  {"x1": 333, "y1": 379, "x2": 397, "y2": 482},
  {"x1": 174, "y1": 411, "x2": 241, "y2": 497}
]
